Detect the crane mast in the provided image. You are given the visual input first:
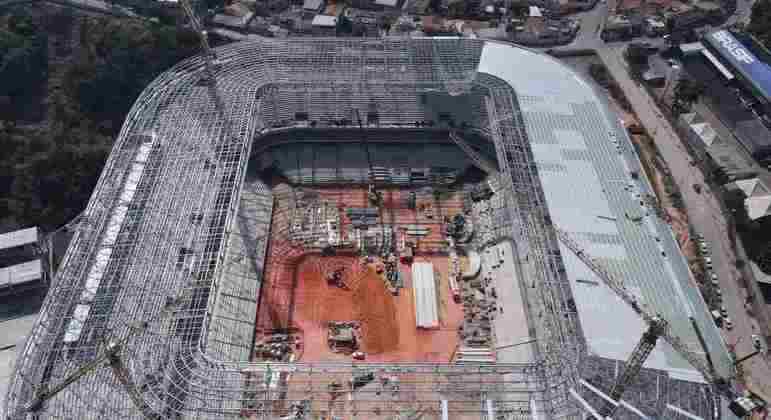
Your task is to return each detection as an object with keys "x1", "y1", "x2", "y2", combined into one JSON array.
[
  {"x1": 554, "y1": 228, "x2": 724, "y2": 415},
  {"x1": 597, "y1": 317, "x2": 668, "y2": 418}
]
